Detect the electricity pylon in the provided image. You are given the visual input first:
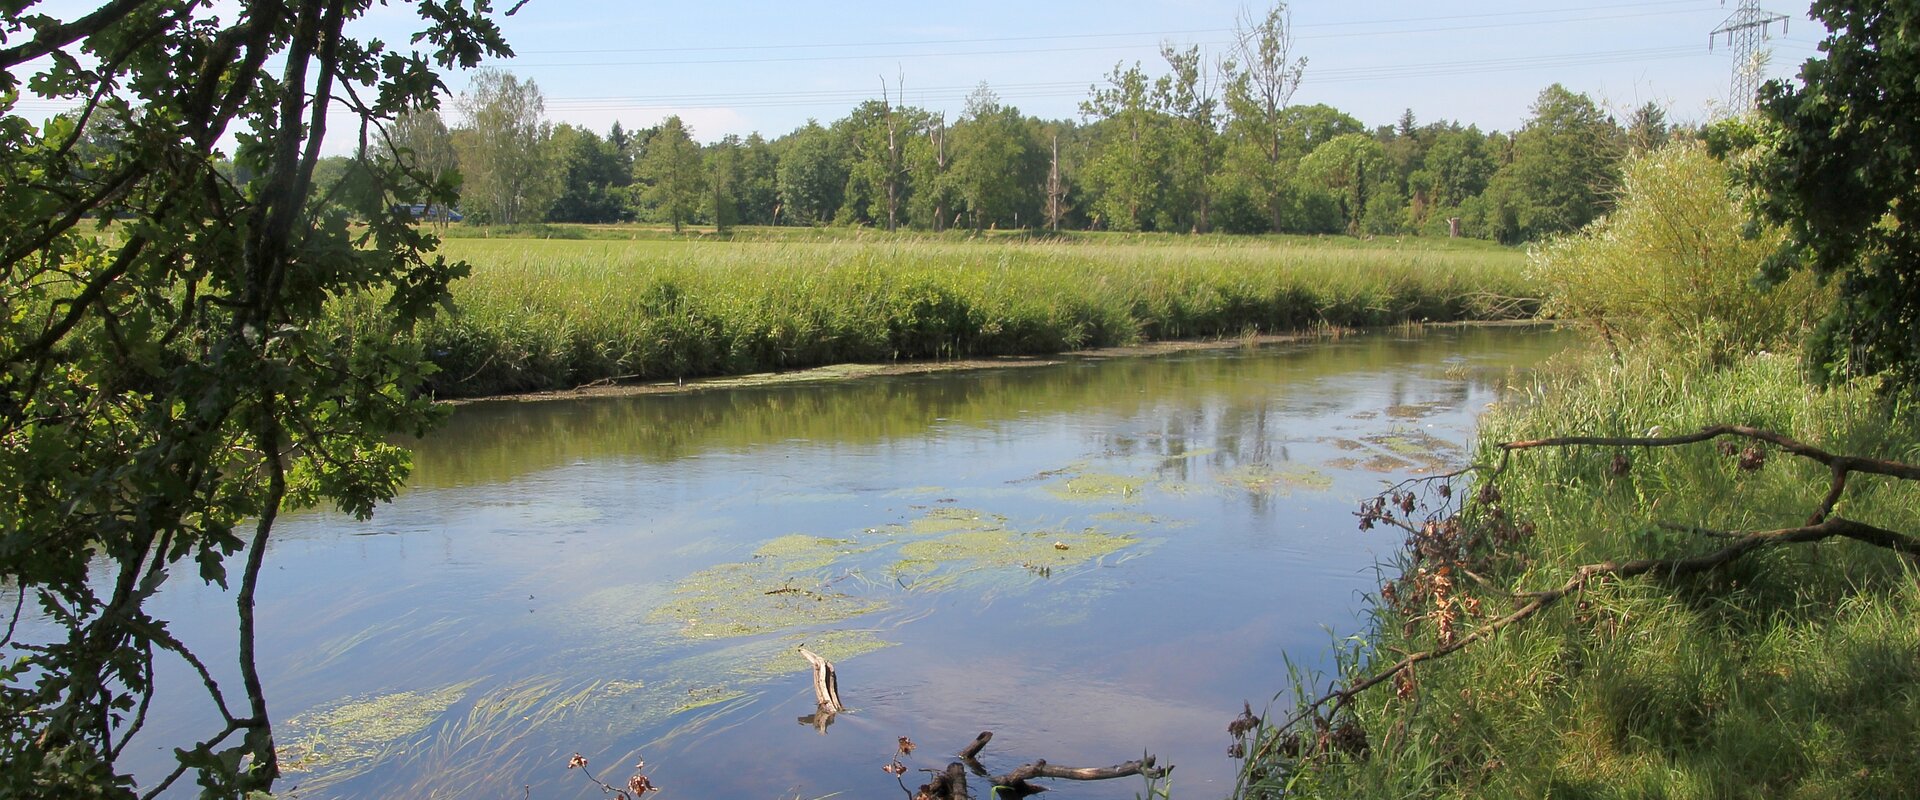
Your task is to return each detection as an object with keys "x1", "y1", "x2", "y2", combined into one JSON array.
[{"x1": 1710, "y1": 0, "x2": 1791, "y2": 114}]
